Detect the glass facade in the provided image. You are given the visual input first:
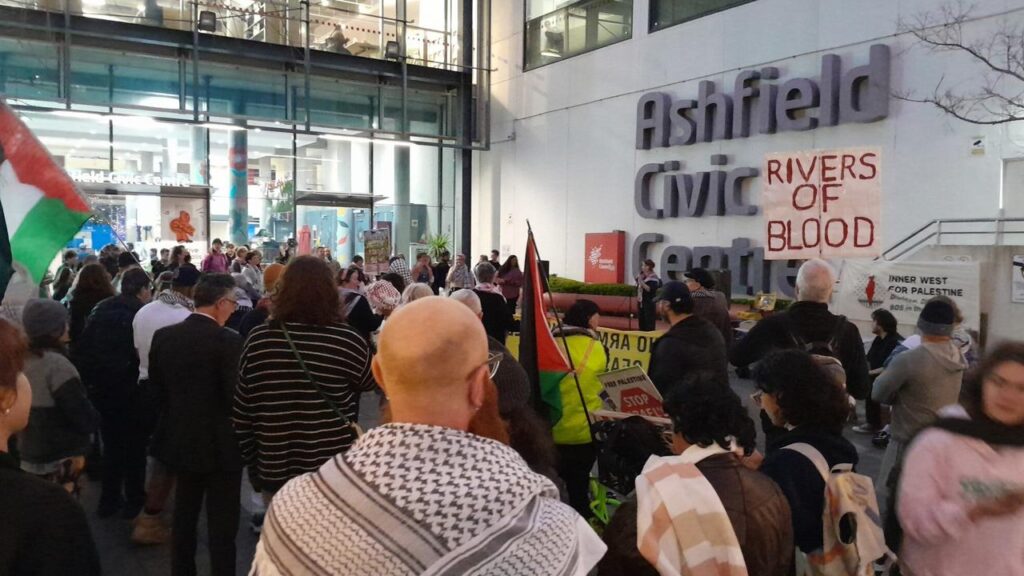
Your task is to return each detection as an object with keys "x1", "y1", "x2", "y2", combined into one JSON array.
[
  {"x1": 524, "y1": 0, "x2": 632, "y2": 70},
  {"x1": 0, "y1": 0, "x2": 483, "y2": 267},
  {"x1": 649, "y1": 0, "x2": 754, "y2": 32}
]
